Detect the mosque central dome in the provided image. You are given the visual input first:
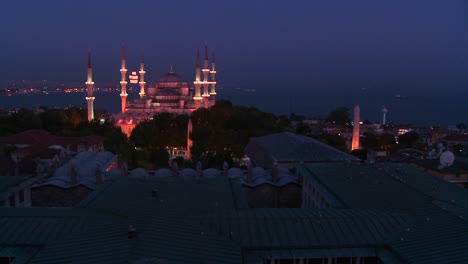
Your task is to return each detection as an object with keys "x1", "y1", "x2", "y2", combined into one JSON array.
[{"x1": 157, "y1": 71, "x2": 186, "y2": 84}]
